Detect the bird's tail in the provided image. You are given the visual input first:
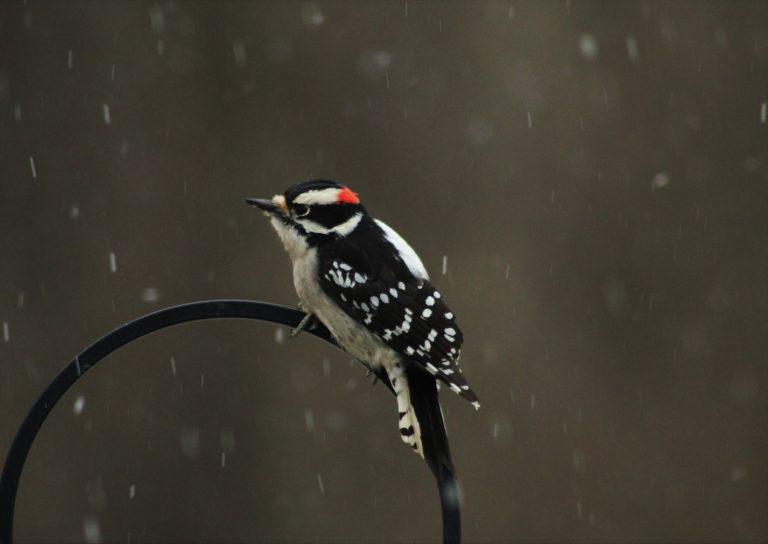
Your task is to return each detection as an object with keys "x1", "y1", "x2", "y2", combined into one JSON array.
[
  {"x1": 386, "y1": 362, "x2": 456, "y2": 481},
  {"x1": 386, "y1": 362, "x2": 425, "y2": 459},
  {"x1": 405, "y1": 364, "x2": 456, "y2": 481}
]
